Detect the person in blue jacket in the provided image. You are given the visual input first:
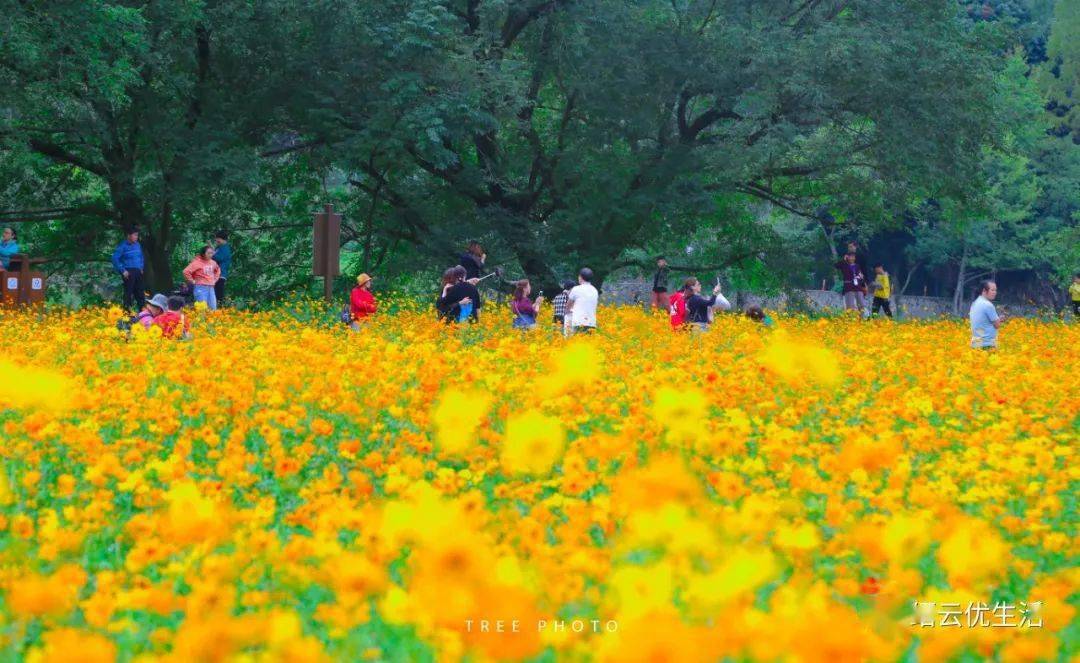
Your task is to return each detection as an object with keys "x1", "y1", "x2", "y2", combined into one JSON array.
[
  {"x1": 0, "y1": 228, "x2": 19, "y2": 270},
  {"x1": 213, "y1": 230, "x2": 232, "y2": 305},
  {"x1": 112, "y1": 227, "x2": 146, "y2": 311}
]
